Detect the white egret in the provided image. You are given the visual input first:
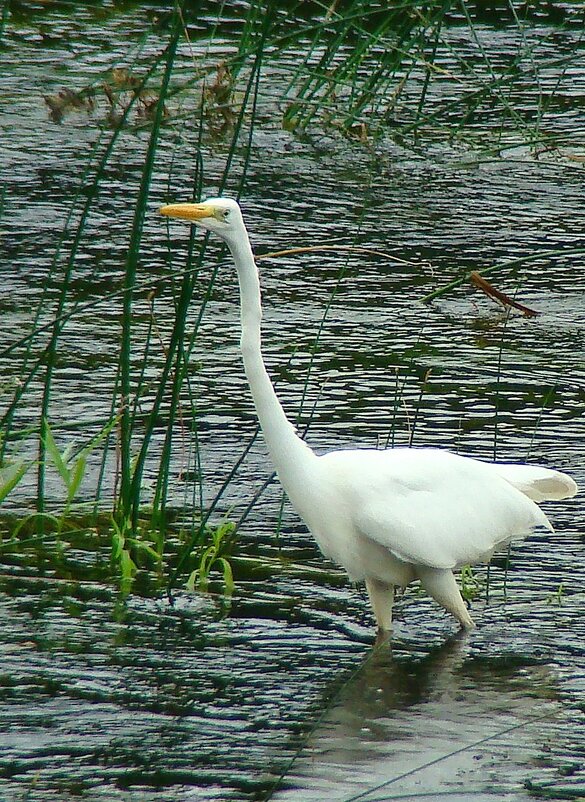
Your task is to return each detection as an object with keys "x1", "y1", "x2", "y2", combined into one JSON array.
[{"x1": 160, "y1": 197, "x2": 578, "y2": 638}]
